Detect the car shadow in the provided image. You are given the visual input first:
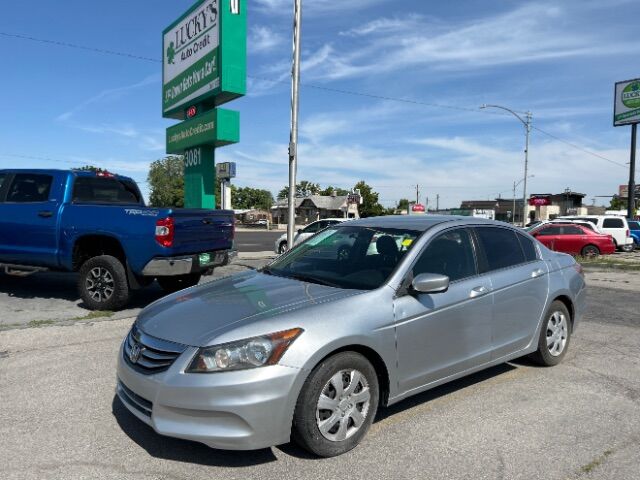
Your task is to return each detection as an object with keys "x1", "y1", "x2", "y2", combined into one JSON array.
[
  {"x1": 375, "y1": 363, "x2": 517, "y2": 422},
  {"x1": 0, "y1": 271, "x2": 168, "y2": 310},
  {"x1": 111, "y1": 396, "x2": 278, "y2": 466}
]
